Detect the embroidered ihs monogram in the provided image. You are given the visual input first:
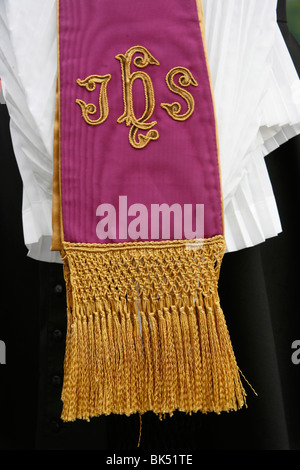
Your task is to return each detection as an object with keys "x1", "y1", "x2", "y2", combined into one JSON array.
[{"x1": 75, "y1": 45, "x2": 199, "y2": 149}]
